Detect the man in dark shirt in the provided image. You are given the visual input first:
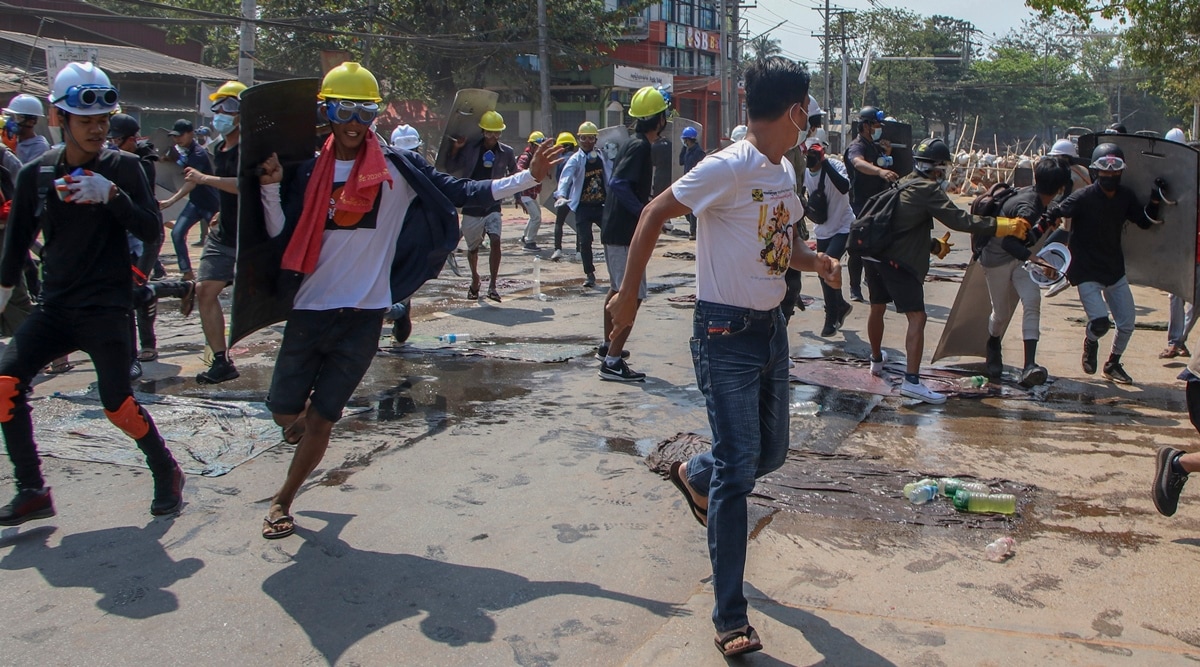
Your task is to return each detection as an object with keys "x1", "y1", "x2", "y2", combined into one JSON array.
[
  {"x1": 159, "y1": 119, "x2": 219, "y2": 279},
  {"x1": 598, "y1": 86, "x2": 669, "y2": 382},
  {"x1": 0, "y1": 63, "x2": 183, "y2": 525},
  {"x1": 845, "y1": 106, "x2": 897, "y2": 301},
  {"x1": 679, "y1": 126, "x2": 704, "y2": 239},
  {"x1": 187, "y1": 81, "x2": 246, "y2": 383},
  {"x1": 1048, "y1": 142, "x2": 1161, "y2": 384}
]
